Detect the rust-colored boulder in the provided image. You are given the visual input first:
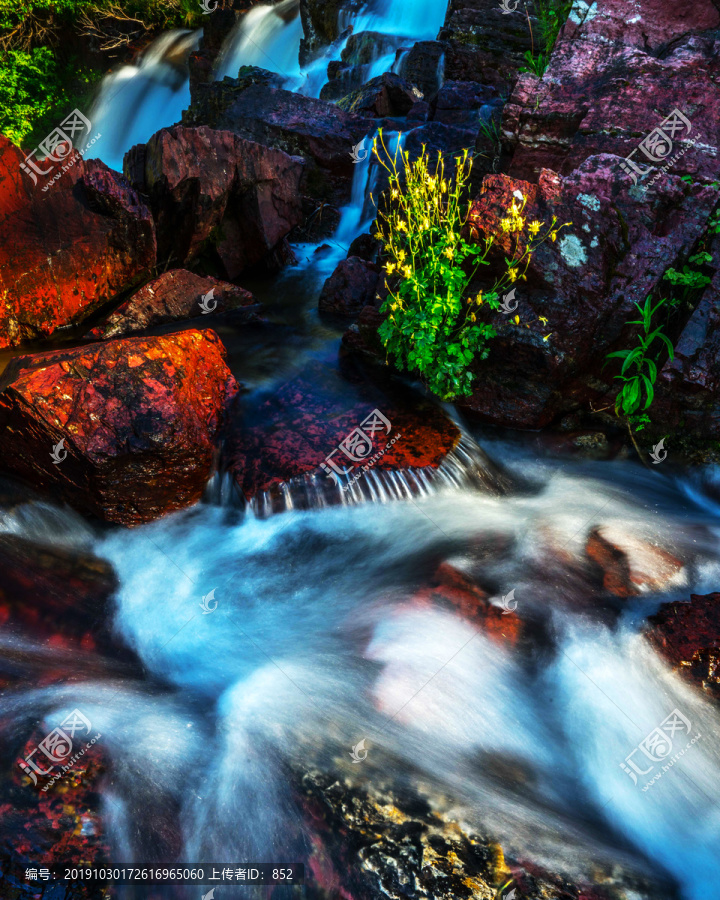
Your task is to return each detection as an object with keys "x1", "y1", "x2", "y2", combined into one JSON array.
[
  {"x1": 125, "y1": 125, "x2": 304, "y2": 278},
  {"x1": 318, "y1": 256, "x2": 380, "y2": 318},
  {"x1": 586, "y1": 525, "x2": 685, "y2": 597},
  {"x1": 225, "y1": 360, "x2": 473, "y2": 511},
  {"x1": 646, "y1": 592, "x2": 720, "y2": 702},
  {"x1": 411, "y1": 562, "x2": 523, "y2": 646},
  {"x1": 87, "y1": 268, "x2": 262, "y2": 339},
  {"x1": 0, "y1": 139, "x2": 156, "y2": 349},
  {"x1": 0, "y1": 330, "x2": 238, "y2": 525}
]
